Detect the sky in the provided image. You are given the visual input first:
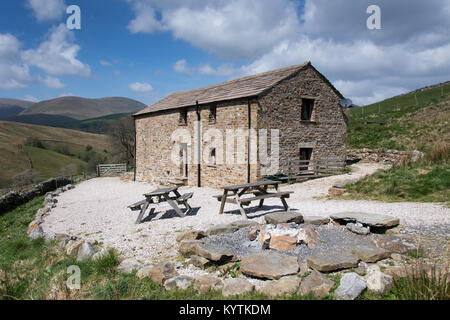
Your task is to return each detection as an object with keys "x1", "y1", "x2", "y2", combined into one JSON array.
[{"x1": 0, "y1": 0, "x2": 449, "y2": 106}]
